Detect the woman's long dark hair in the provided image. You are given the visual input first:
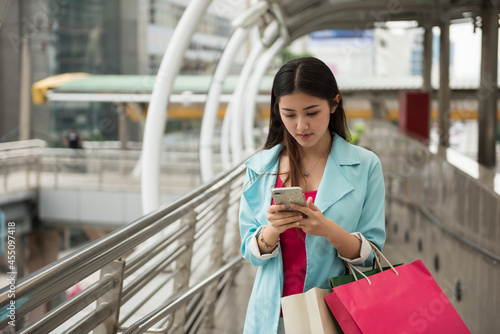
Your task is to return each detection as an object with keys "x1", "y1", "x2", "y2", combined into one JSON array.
[{"x1": 264, "y1": 57, "x2": 350, "y2": 187}]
